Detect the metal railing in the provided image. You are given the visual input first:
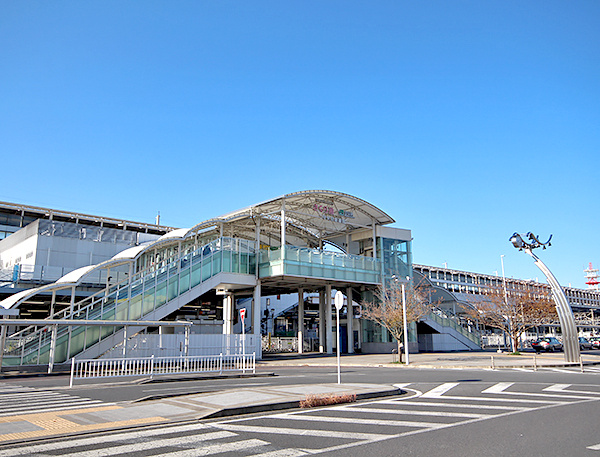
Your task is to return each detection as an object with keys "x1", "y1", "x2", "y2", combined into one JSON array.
[{"x1": 70, "y1": 352, "x2": 256, "y2": 387}]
